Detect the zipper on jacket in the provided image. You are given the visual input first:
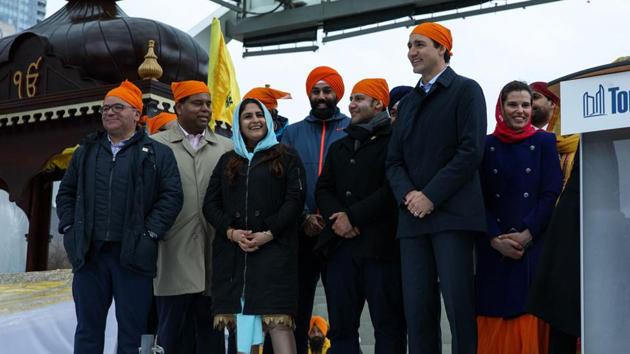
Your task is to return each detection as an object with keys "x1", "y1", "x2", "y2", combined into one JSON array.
[
  {"x1": 297, "y1": 165, "x2": 303, "y2": 191},
  {"x1": 105, "y1": 154, "x2": 116, "y2": 240},
  {"x1": 317, "y1": 121, "x2": 327, "y2": 177},
  {"x1": 241, "y1": 160, "x2": 252, "y2": 305}
]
